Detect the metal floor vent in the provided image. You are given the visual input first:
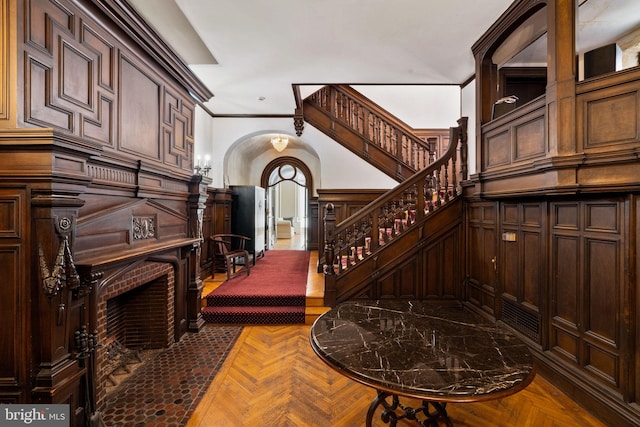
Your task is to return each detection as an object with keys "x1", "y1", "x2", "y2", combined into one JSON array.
[{"x1": 502, "y1": 298, "x2": 539, "y2": 342}]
